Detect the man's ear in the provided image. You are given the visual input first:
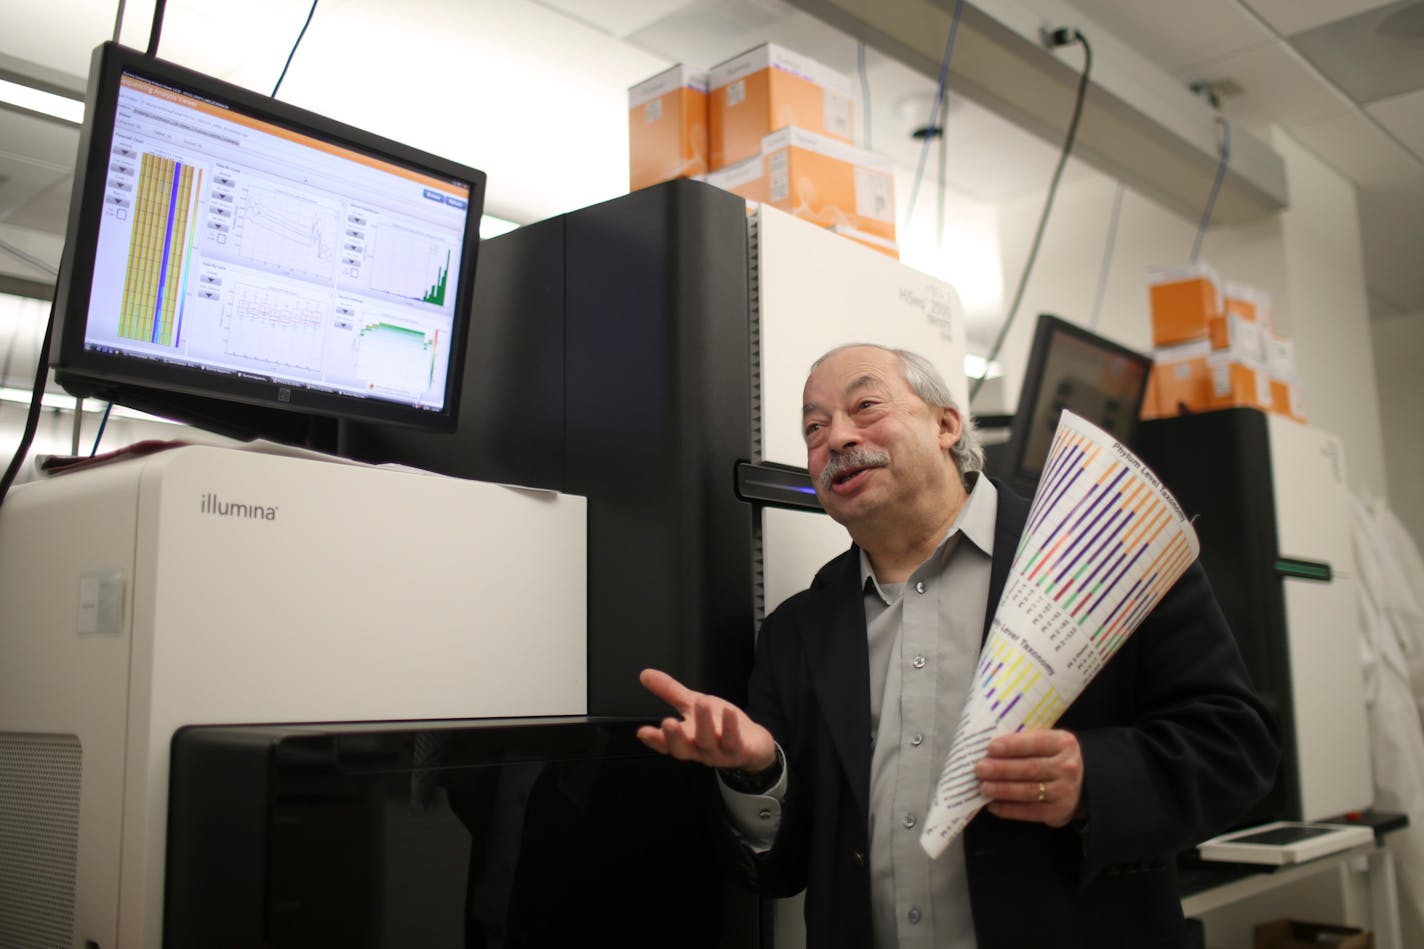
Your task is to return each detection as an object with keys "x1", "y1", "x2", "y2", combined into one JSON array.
[{"x1": 937, "y1": 406, "x2": 964, "y2": 451}]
